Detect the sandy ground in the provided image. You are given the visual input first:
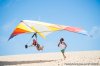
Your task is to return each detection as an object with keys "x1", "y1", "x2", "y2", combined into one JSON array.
[{"x1": 0, "y1": 51, "x2": 100, "y2": 66}]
